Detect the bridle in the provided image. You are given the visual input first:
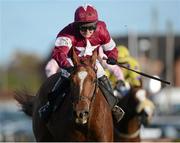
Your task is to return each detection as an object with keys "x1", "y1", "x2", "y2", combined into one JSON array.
[
  {"x1": 70, "y1": 64, "x2": 99, "y2": 124},
  {"x1": 71, "y1": 78, "x2": 98, "y2": 103}
]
